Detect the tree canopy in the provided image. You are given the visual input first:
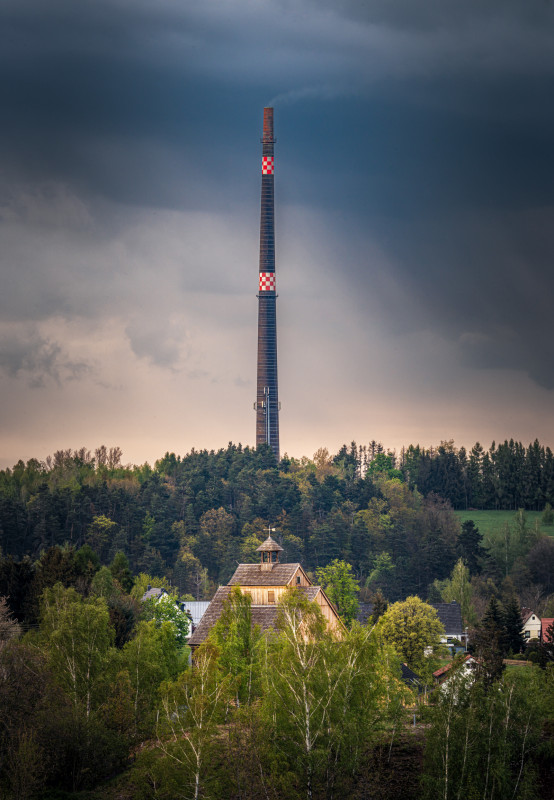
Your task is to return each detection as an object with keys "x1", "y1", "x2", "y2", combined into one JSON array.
[{"x1": 378, "y1": 596, "x2": 445, "y2": 673}]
